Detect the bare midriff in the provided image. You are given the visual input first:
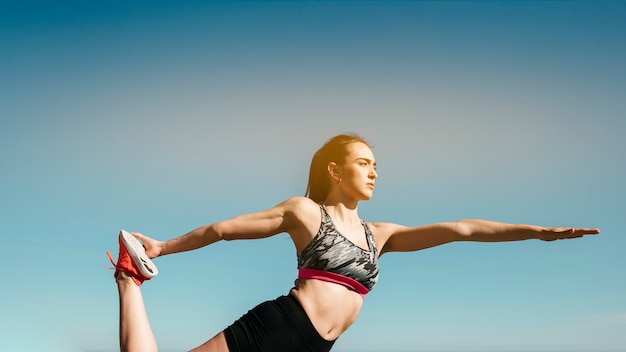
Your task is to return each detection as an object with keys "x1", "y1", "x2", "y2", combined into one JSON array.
[{"x1": 289, "y1": 278, "x2": 364, "y2": 341}]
